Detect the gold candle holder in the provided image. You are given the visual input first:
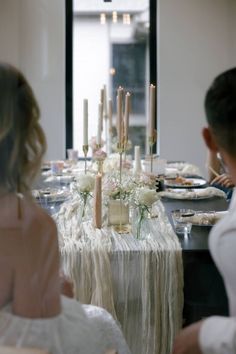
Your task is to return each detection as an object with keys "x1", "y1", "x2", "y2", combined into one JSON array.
[
  {"x1": 95, "y1": 143, "x2": 102, "y2": 150},
  {"x1": 104, "y1": 115, "x2": 108, "y2": 153},
  {"x1": 113, "y1": 224, "x2": 131, "y2": 234},
  {"x1": 123, "y1": 139, "x2": 128, "y2": 162},
  {"x1": 148, "y1": 134, "x2": 157, "y2": 174},
  {"x1": 83, "y1": 145, "x2": 89, "y2": 174}
]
